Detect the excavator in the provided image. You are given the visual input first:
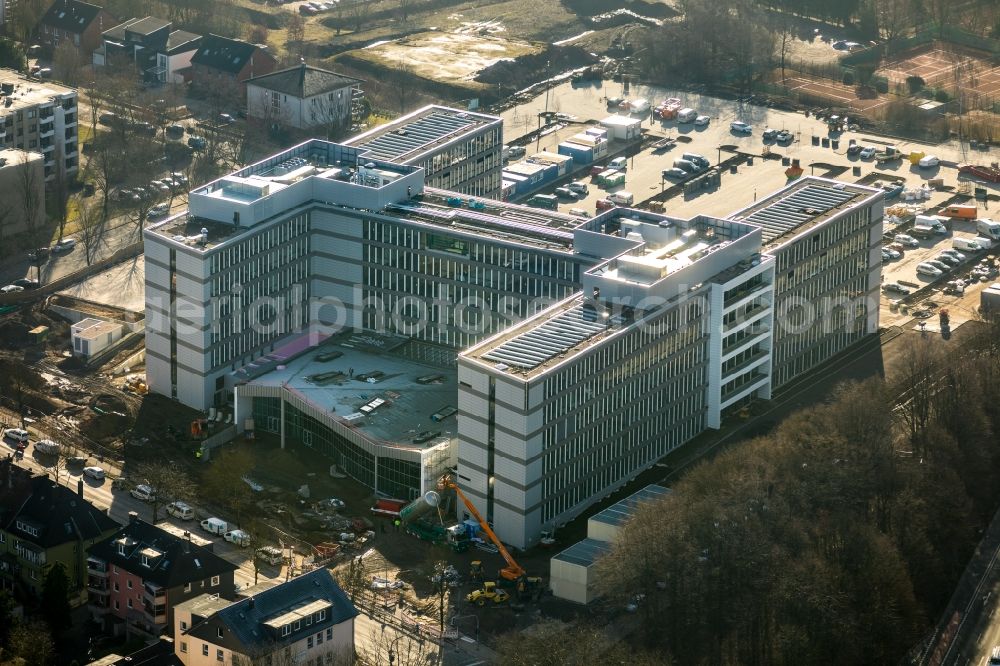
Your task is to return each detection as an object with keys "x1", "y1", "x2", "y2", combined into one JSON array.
[{"x1": 438, "y1": 475, "x2": 526, "y2": 581}]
